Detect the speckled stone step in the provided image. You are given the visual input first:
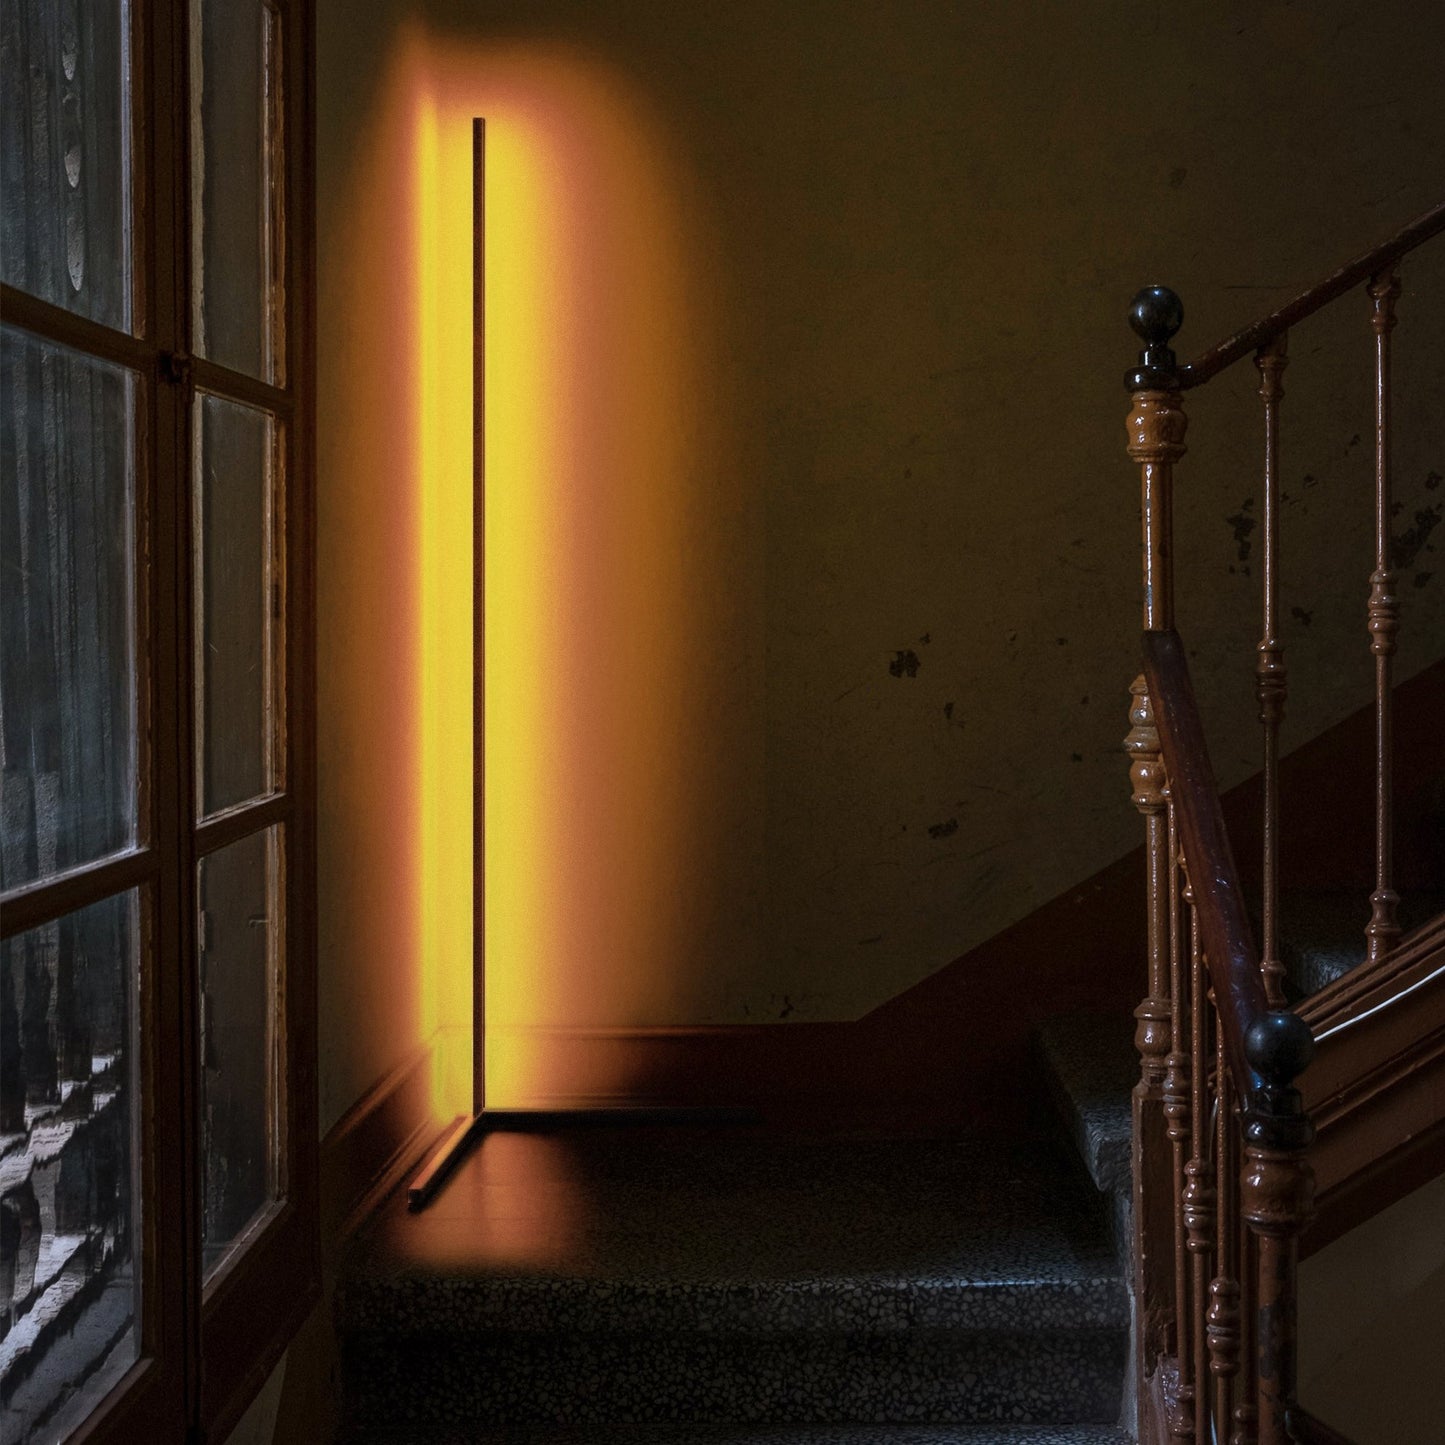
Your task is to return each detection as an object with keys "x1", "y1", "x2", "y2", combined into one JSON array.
[
  {"x1": 337, "y1": 1130, "x2": 1127, "y2": 1431},
  {"x1": 1035, "y1": 1015, "x2": 1134, "y2": 1202},
  {"x1": 342, "y1": 1424, "x2": 1135, "y2": 1443},
  {"x1": 342, "y1": 1326, "x2": 1126, "y2": 1428}
]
